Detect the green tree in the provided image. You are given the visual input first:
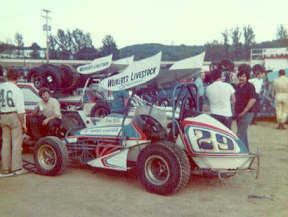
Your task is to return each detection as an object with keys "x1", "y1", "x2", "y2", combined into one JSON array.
[
  {"x1": 100, "y1": 35, "x2": 119, "y2": 59},
  {"x1": 231, "y1": 27, "x2": 242, "y2": 60},
  {"x1": 276, "y1": 24, "x2": 288, "y2": 40},
  {"x1": 204, "y1": 40, "x2": 226, "y2": 61},
  {"x1": 30, "y1": 42, "x2": 41, "y2": 59},
  {"x1": 74, "y1": 47, "x2": 100, "y2": 60},
  {"x1": 49, "y1": 28, "x2": 95, "y2": 59},
  {"x1": 222, "y1": 29, "x2": 230, "y2": 59},
  {"x1": 243, "y1": 25, "x2": 255, "y2": 60},
  {"x1": 14, "y1": 32, "x2": 24, "y2": 57}
]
